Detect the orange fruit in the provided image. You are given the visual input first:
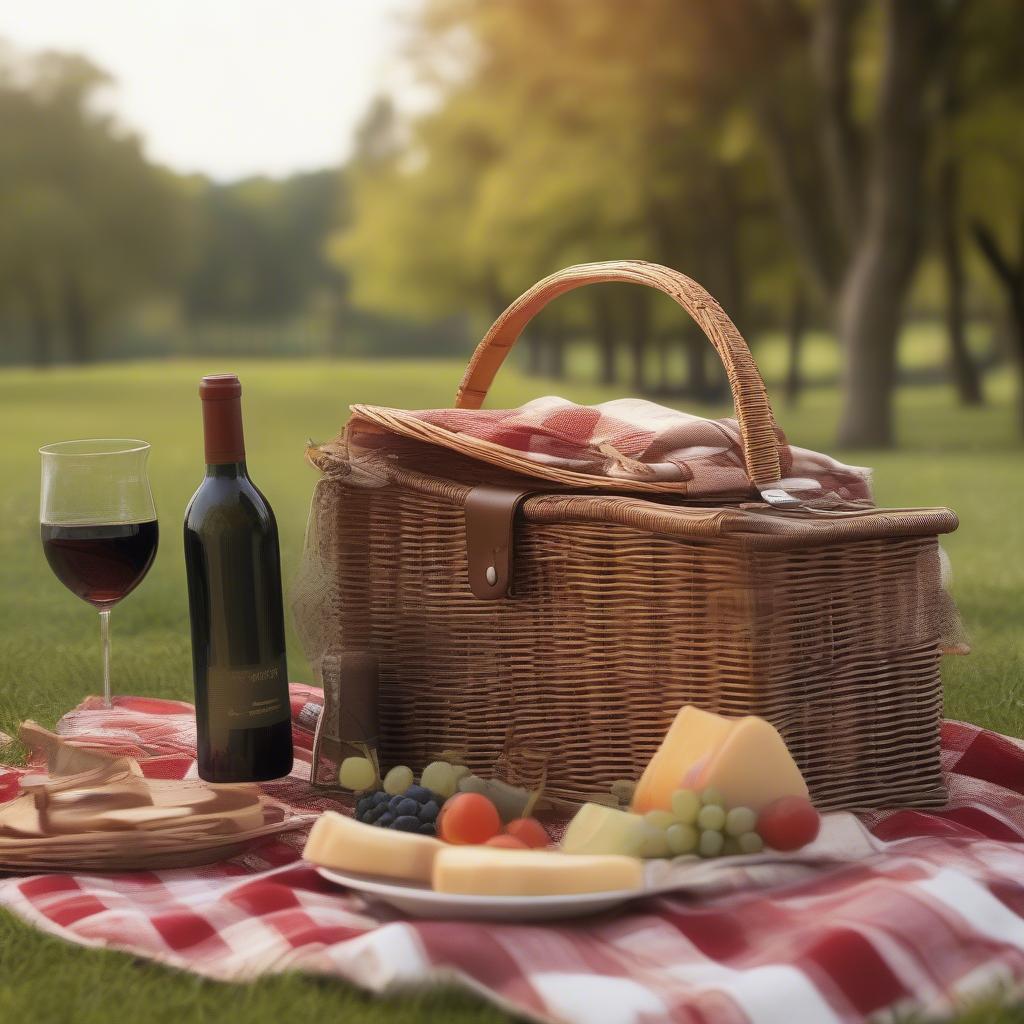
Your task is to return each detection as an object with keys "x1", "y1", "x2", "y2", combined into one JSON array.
[{"x1": 437, "y1": 792, "x2": 501, "y2": 845}]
